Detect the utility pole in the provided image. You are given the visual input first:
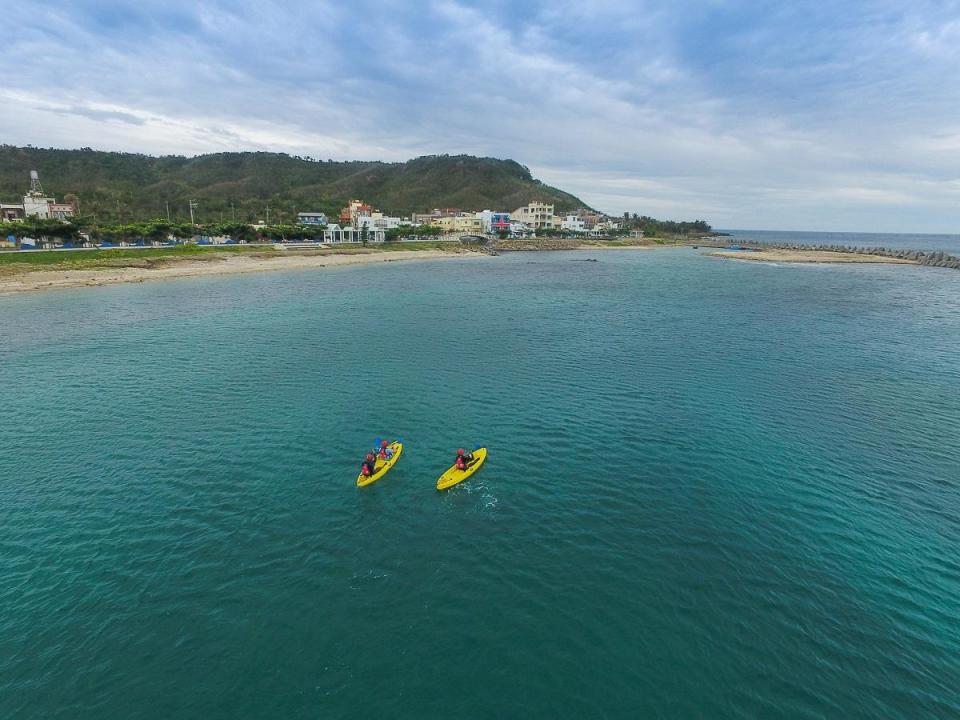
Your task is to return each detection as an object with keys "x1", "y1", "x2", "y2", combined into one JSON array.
[
  {"x1": 165, "y1": 201, "x2": 170, "y2": 221},
  {"x1": 266, "y1": 204, "x2": 270, "y2": 225},
  {"x1": 231, "y1": 203, "x2": 235, "y2": 222},
  {"x1": 189, "y1": 200, "x2": 198, "y2": 225}
]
